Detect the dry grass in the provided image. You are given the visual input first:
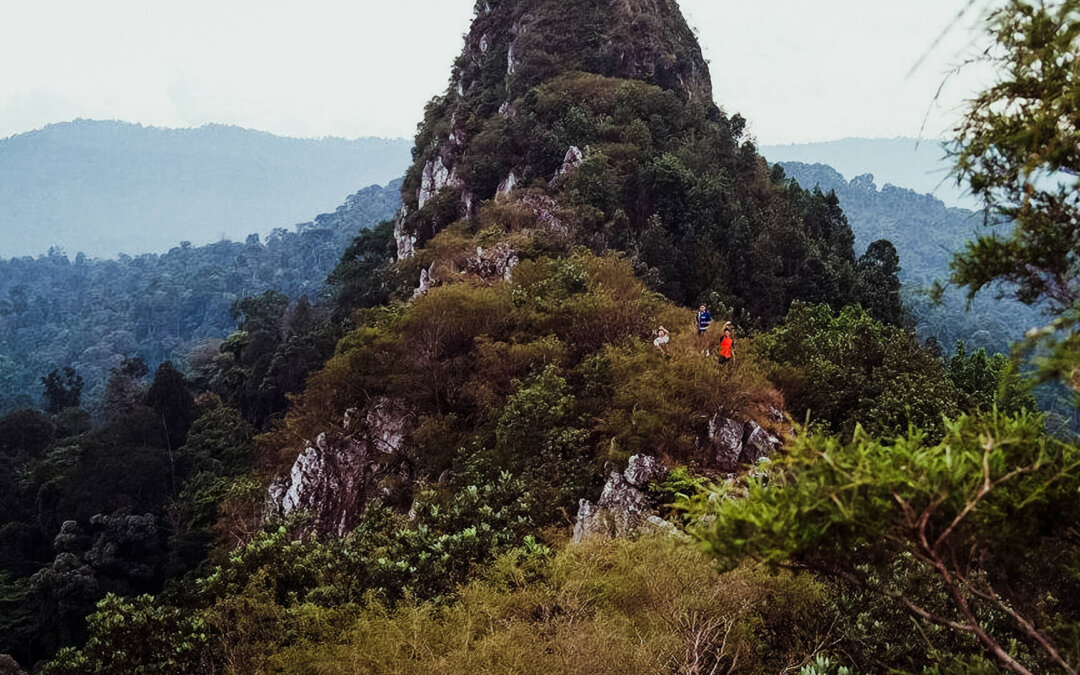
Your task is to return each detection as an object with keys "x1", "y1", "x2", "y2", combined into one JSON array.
[{"x1": 263, "y1": 536, "x2": 827, "y2": 675}]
